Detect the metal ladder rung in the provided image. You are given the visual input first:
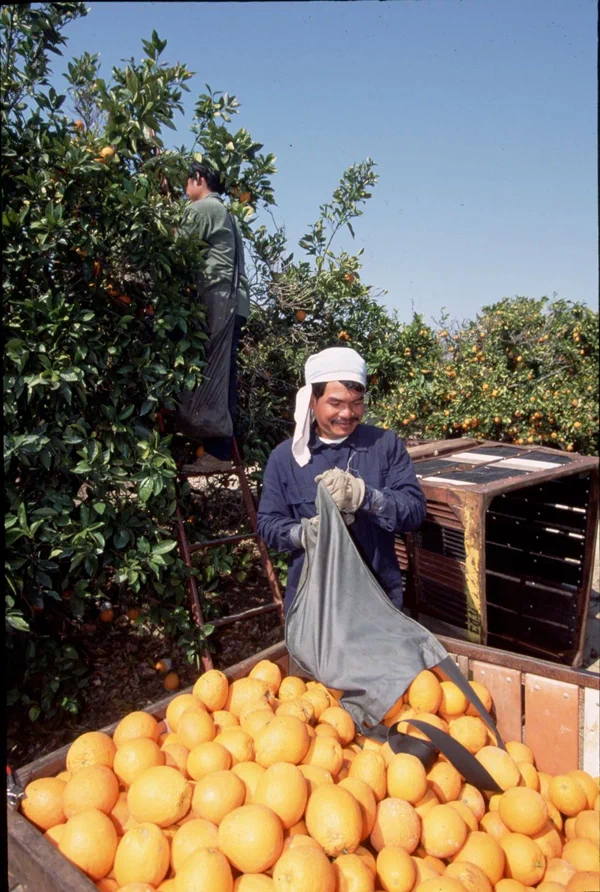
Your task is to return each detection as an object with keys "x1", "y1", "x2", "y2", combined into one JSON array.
[
  {"x1": 179, "y1": 466, "x2": 245, "y2": 478},
  {"x1": 190, "y1": 532, "x2": 258, "y2": 552},
  {"x1": 209, "y1": 603, "x2": 280, "y2": 628}
]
